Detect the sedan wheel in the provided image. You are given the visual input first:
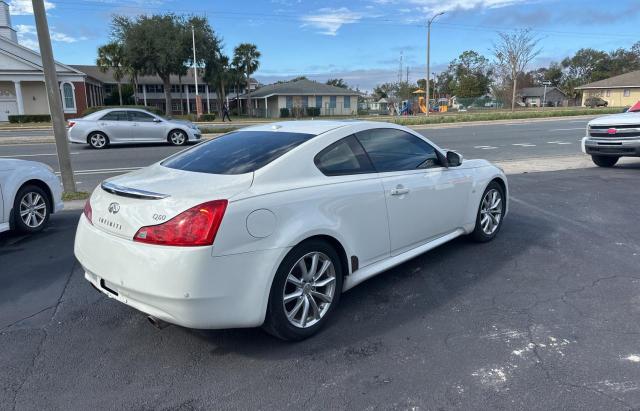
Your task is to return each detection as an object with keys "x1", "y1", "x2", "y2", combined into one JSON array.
[
  {"x1": 88, "y1": 132, "x2": 108, "y2": 149},
  {"x1": 471, "y1": 181, "x2": 505, "y2": 242},
  {"x1": 14, "y1": 185, "x2": 50, "y2": 233},
  {"x1": 264, "y1": 240, "x2": 343, "y2": 340},
  {"x1": 169, "y1": 130, "x2": 187, "y2": 146}
]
